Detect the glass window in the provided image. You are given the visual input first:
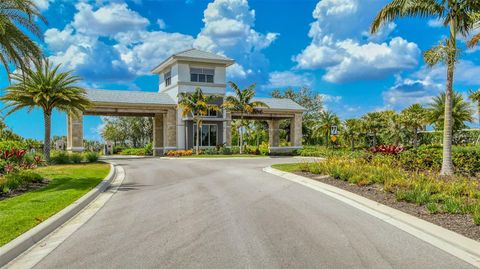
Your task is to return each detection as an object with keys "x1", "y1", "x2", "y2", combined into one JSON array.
[
  {"x1": 190, "y1": 68, "x2": 214, "y2": 83},
  {"x1": 164, "y1": 71, "x2": 171, "y2": 87},
  {"x1": 209, "y1": 125, "x2": 217, "y2": 146},
  {"x1": 193, "y1": 124, "x2": 218, "y2": 147},
  {"x1": 206, "y1": 109, "x2": 217, "y2": 117}
]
